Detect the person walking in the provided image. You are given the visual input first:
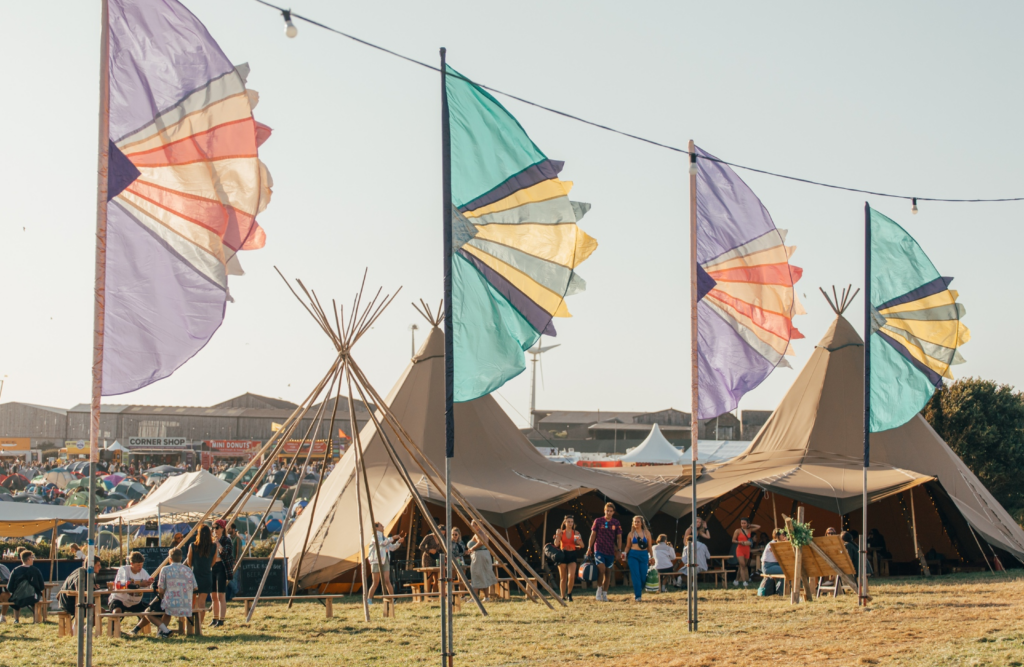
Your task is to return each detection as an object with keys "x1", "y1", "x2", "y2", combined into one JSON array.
[
  {"x1": 466, "y1": 520, "x2": 498, "y2": 601},
  {"x1": 623, "y1": 516, "x2": 654, "y2": 602},
  {"x1": 732, "y1": 517, "x2": 760, "y2": 588},
  {"x1": 585, "y1": 502, "x2": 623, "y2": 602},
  {"x1": 366, "y1": 522, "x2": 404, "y2": 604},
  {"x1": 553, "y1": 516, "x2": 584, "y2": 601},
  {"x1": 210, "y1": 520, "x2": 234, "y2": 628},
  {"x1": 186, "y1": 525, "x2": 218, "y2": 628}
]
